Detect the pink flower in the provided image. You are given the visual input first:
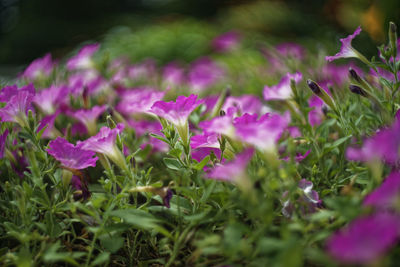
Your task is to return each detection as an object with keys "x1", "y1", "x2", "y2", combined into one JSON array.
[
  {"x1": 263, "y1": 72, "x2": 302, "y2": 101},
  {"x1": 207, "y1": 148, "x2": 254, "y2": 183},
  {"x1": 37, "y1": 112, "x2": 60, "y2": 139},
  {"x1": 67, "y1": 43, "x2": 99, "y2": 71},
  {"x1": 116, "y1": 88, "x2": 165, "y2": 116},
  {"x1": 222, "y1": 95, "x2": 266, "y2": 115},
  {"x1": 47, "y1": 137, "x2": 98, "y2": 170},
  {"x1": 191, "y1": 132, "x2": 221, "y2": 161},
  {"x1": 327, "y1": 212, "x2": 400, "y2": 264},
  {"x1": 308, "y1": 95, "x2": 324, "y2": 126},
  {"x1": 22, "y1": 53, "x2": 54, "y2": 81},
  {"x1": 78, "y1": 123, "x2": 126, "y2": 170},
  {"x1": 364, "y1": 172, "x2": 400, "y2": 210},
  {"x1": 0, "y1": 129, "x2": 8, "y2": 159},
  {"x1": 163, "y1": 62, "x2": 185, "y2": 86},
  {"x1": 346, "y1": 113, "x2": 400, "y2": 165},
  {"x1": 33, "y1": 85, "x2": 68, "y2": 114},
  {"x1": 0, "y1": 89, "x2": 35, "y2": 127},
  {"x1": 128, "y1": 120, "x2": 168, "y2": 152},
  {"x1": 0, "y1": 83, "x2": 35, "y2": 102},
  {"x1": 211, "y1": 31, "x2": 241, "y2": 53},
  {"x1": 188, "y1": 58, "x2": 224, "y2": 92},
  {"x1": 235, "y1": 112, "x2": 290, "y2": 152},
  {"x1": 151, "y1": 94, "x2": 203, "y2": 145},
  {"x1": 67, "y1": 105, "x2": 107, "y2": 135},
  {"x1": 326, "y1": 26, "x2": 362, "y2": 62}
]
